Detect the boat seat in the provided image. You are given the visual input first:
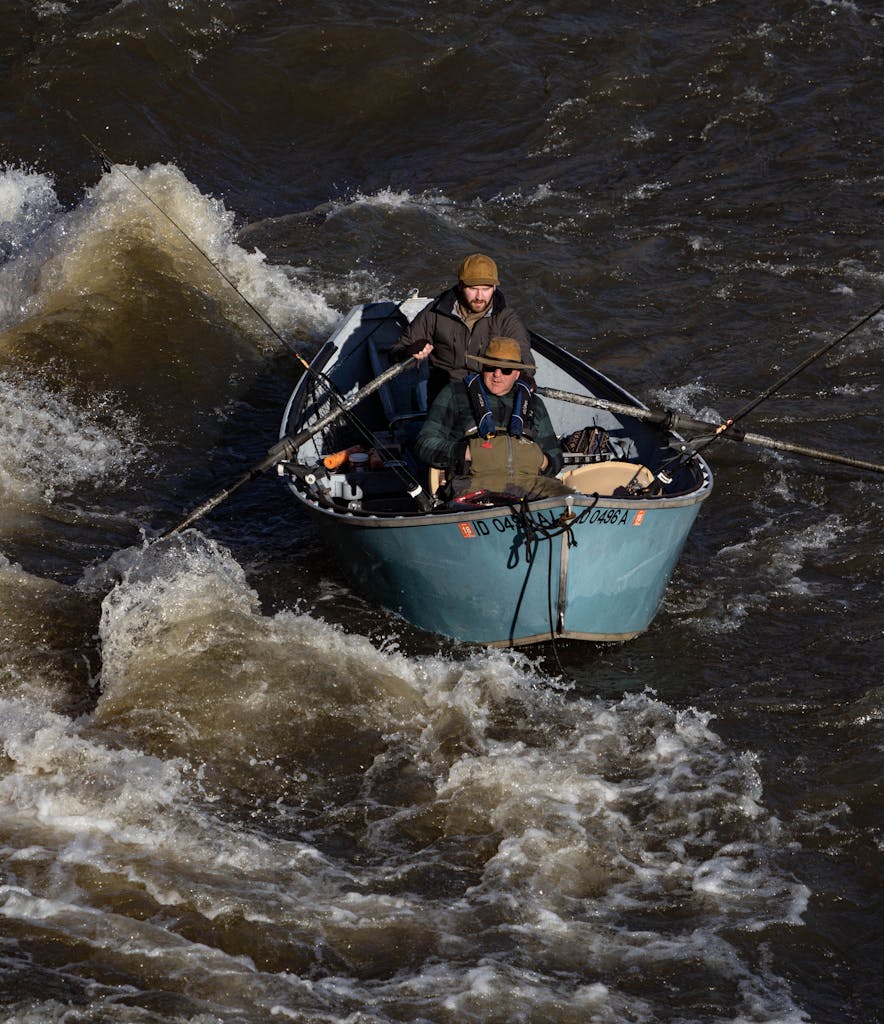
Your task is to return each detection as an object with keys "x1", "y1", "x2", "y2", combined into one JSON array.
[
  {"x1": 560, "y1": 461, "x2": 655, "y2": 495},
  {"x1": 368, "y1": 336, "x2": 428, "y2": 430},
  {"x1": 428, "y1": 466, "x2": 447, "y2": 496}
]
